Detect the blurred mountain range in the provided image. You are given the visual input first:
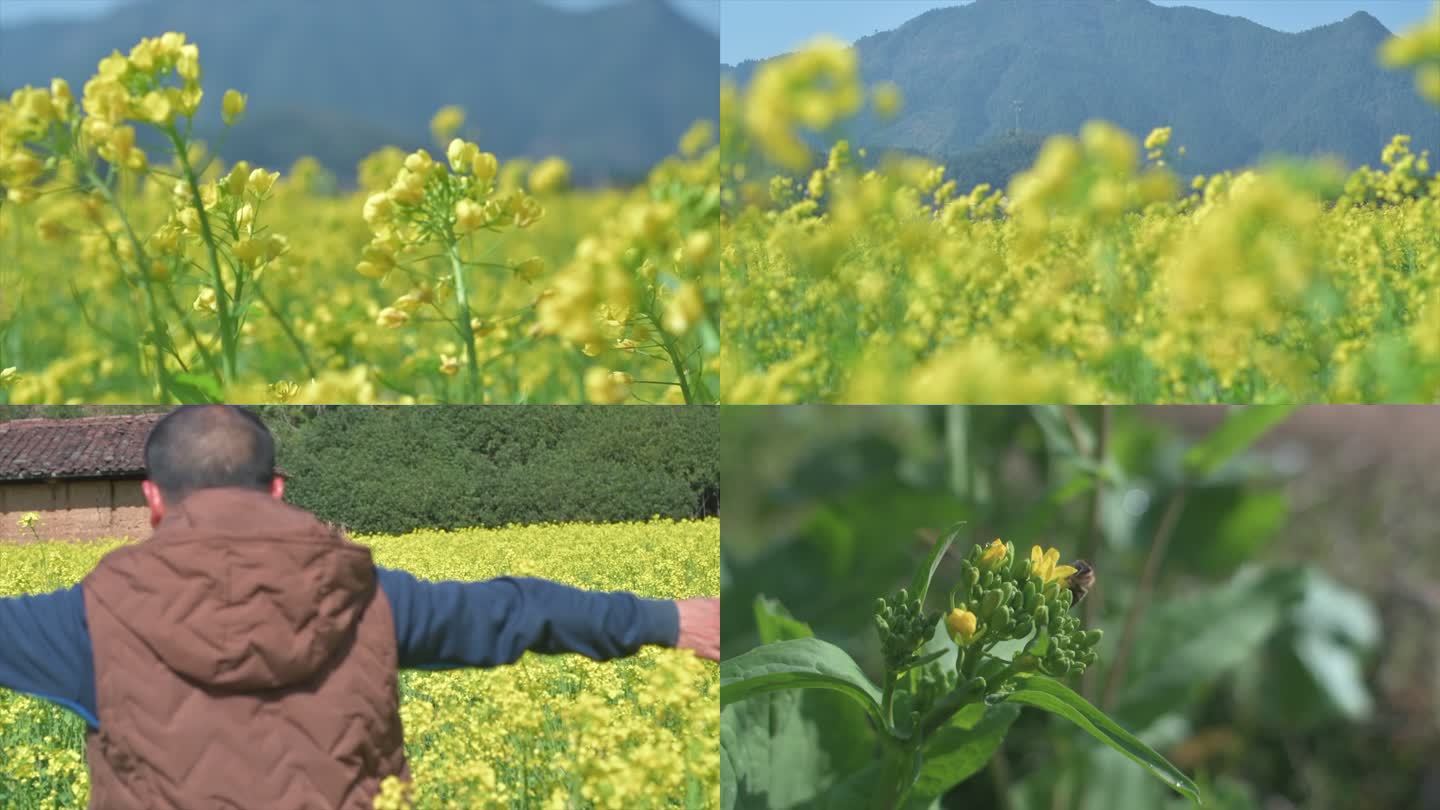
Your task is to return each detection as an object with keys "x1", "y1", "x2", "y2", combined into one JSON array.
[
  {"x1": 722, "y1": 0, "x2": 1438, "y2": 181},
  {"x1": 0, "y1": 0, "x2": 719, "y2": 186}
]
